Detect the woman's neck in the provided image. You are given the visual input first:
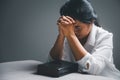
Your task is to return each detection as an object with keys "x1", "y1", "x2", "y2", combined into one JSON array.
[{"x1": 79, "y1": 34, "x2": 89, "y2": 46}]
